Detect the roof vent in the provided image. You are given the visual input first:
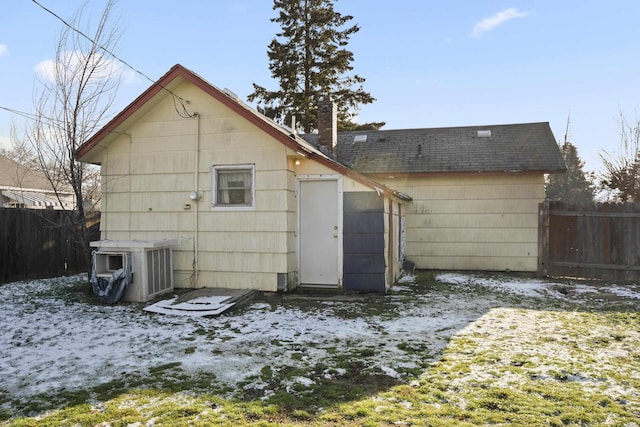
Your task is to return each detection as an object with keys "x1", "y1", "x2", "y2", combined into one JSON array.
[
  {"x1": 477, "y1": 130, "x2": 492, "y2": 138},
  {"x1": 353, "y1": 134, "x2": 367, "y2": 143},
  {"x1": 222, "y1": 88, "x2": 239, "y2": 100}
]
